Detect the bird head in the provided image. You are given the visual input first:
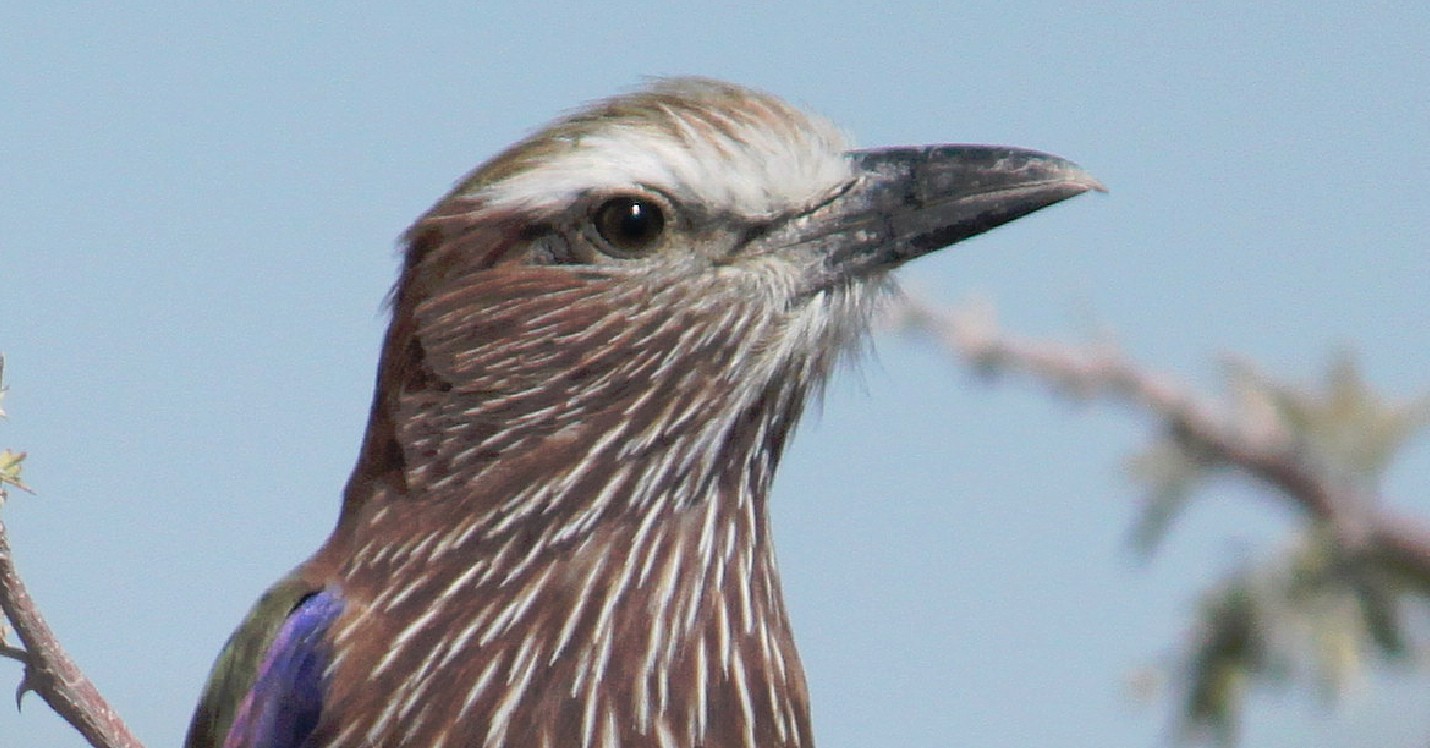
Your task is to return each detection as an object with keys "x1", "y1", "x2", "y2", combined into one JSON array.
[
  {"x1": 283, "y1": 78, "x2": 1103, "y2": 748},
  {"x1": 342, "y1": 76, "x2": 1100, "y2": 528}
]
